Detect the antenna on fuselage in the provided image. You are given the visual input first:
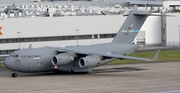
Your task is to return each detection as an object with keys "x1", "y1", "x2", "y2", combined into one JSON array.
[{"x1": 29, "y1": 44, "x2": 32, "y2": 48}]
